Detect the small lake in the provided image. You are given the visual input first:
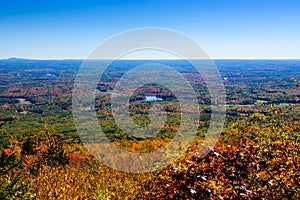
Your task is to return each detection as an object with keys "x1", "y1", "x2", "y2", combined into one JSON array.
[
  {"x1": 139, "y1": 96, "x2": 163, "y2": 102},
  {"x1": 138, "y1": 96, "x2": 163, "y2": 102}
]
